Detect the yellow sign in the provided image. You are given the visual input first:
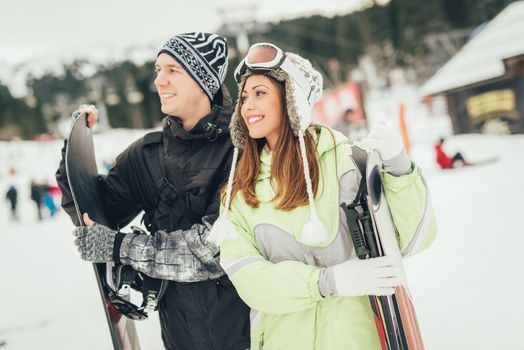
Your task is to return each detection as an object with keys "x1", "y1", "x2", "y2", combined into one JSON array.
[{"x1": 466, "y1": 89, "x2": 516, "y2": 120}]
